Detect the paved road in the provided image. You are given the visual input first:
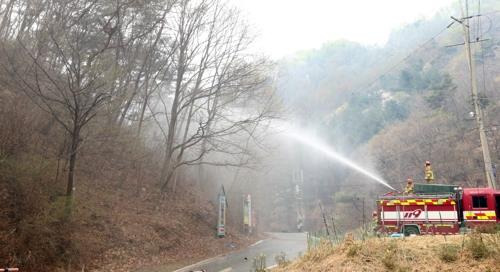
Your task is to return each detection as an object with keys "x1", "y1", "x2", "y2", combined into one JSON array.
[{"x1": 173, "y1": 232, "x2": 307, "y2": 272}]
